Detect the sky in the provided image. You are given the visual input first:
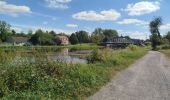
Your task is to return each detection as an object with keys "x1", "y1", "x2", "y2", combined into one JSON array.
[{"x1": 0, "y1": 0, "x2": 170, "y2": 39}]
